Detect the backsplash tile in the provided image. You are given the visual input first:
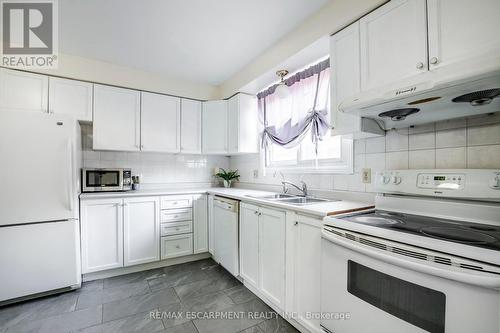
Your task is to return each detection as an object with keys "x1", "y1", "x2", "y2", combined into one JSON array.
[{"x1": 230, "y1": 114, "x2": 500, "y2": 194}]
